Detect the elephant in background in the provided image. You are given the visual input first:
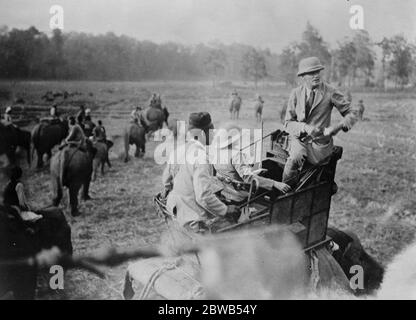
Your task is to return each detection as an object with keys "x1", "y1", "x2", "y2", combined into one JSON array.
[
  {"x1": 50, "y1": 141, "x2": 96, "y2": 216},
  {"x1": 32, "y1": 119, "x2": 68, "y2": 169},
  {"x1": 0, "y1": 123, "x2": 31, "y2": 167},
  {"x1": 124, "y1": 122, "x2": 146, "y2": 163},
  {"x1": 92, "y1": 140, "x2": 112, "y2": 180}
]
